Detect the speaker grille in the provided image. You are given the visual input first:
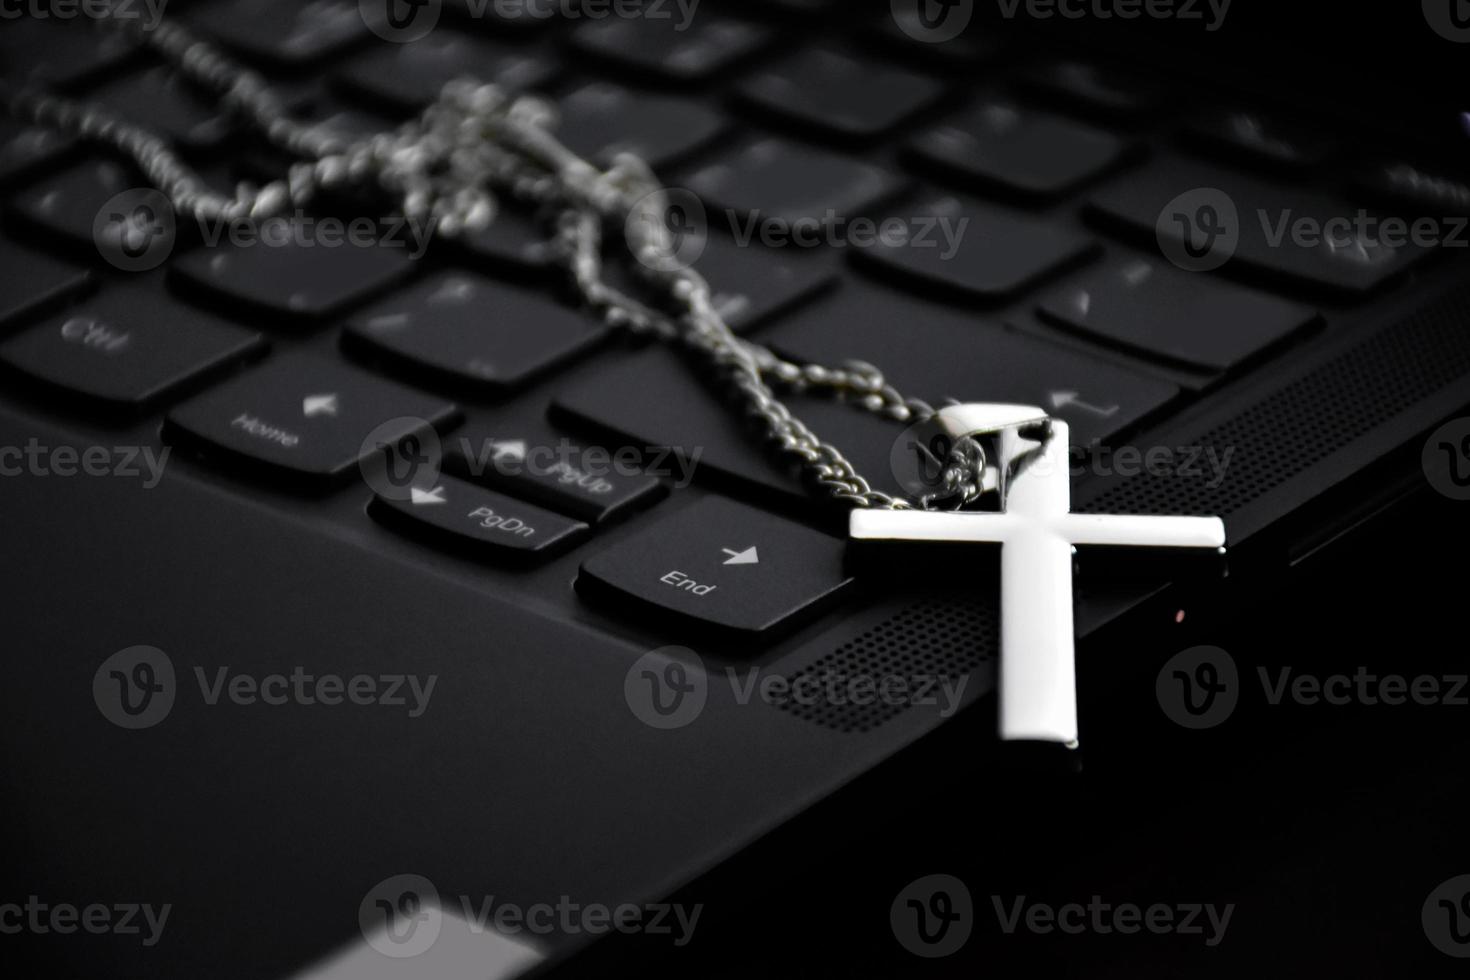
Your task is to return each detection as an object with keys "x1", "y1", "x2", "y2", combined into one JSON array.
[
  {"x1": 1082, "y1": 286, "x2": 1470, "y2": 517},
  {"x1": 775, "y1": 593, "x2": 996, "y2": 733}
]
